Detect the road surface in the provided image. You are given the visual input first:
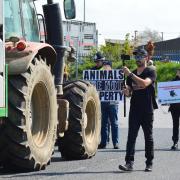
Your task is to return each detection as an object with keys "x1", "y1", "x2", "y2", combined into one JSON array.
[{"x1": 1, "y1": 100, "x2": 179, "y2": 180}]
